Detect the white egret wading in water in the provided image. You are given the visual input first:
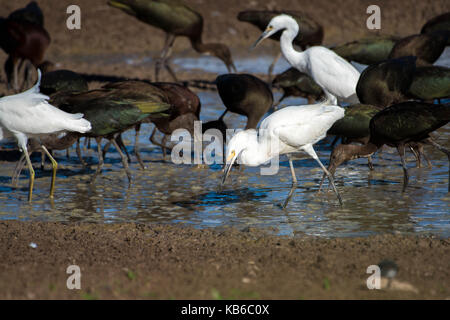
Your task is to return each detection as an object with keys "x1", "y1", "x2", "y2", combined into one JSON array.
[
  {"x1": 253, "y1": 14, "x2": 360, "y2": 105},
  {"x1": 222, "y1": 101, "x2": 345, "y2": 208},
  {"x1": 0, "y1": 69, "x2": 92, "y2": 201}
]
